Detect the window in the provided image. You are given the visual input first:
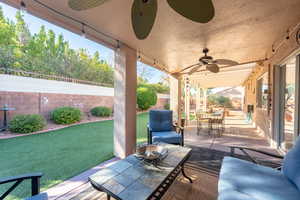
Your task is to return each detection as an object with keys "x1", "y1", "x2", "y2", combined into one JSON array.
[{"x1": 256, "y1": 73, "x2": 268, "y2": 109}]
